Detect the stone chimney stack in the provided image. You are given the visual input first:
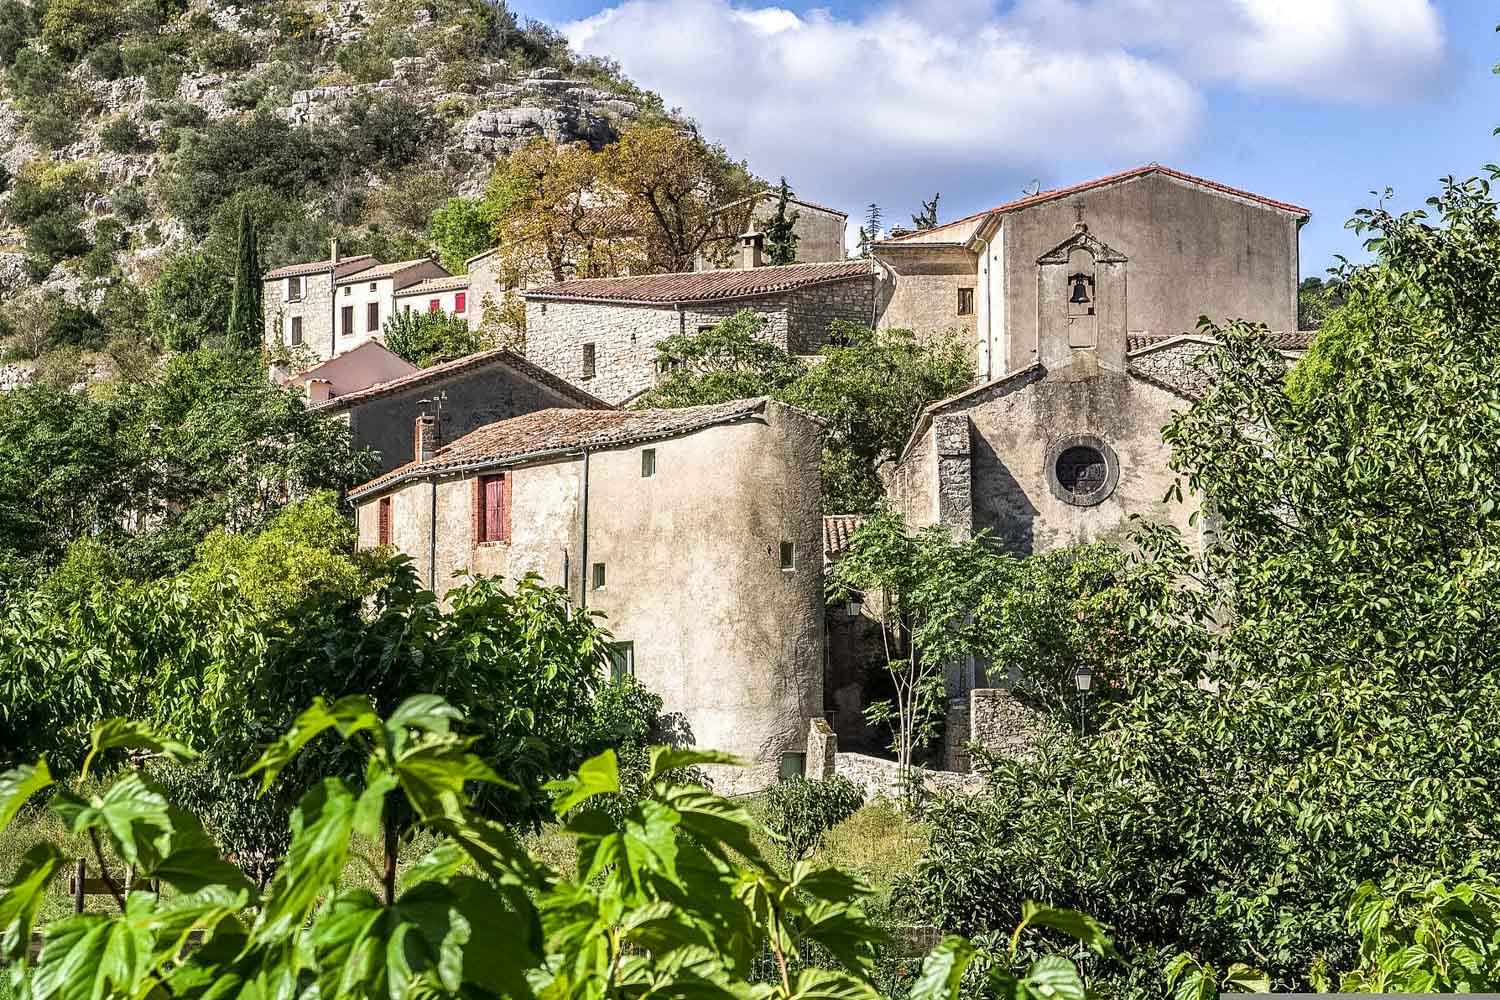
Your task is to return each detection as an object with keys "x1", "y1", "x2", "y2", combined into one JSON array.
[
  {"x1": 415, "y1": 413, "x2": 438, "y2": 462},
  {"x1": 739, "y1": 229, "x2": 764, "y2": 269},
  {"x1": 330, "y1": 237, "x2": 341, "y2": 265}
]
